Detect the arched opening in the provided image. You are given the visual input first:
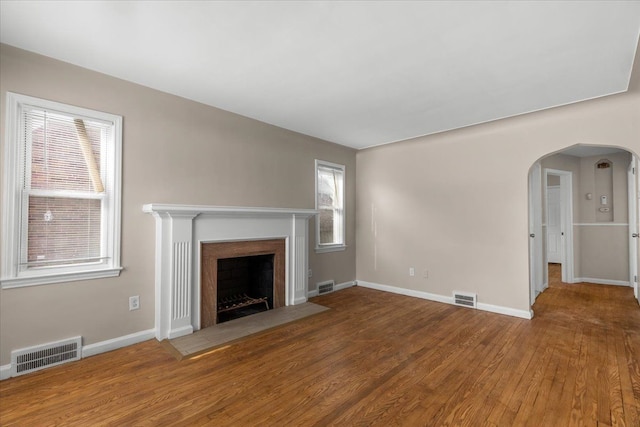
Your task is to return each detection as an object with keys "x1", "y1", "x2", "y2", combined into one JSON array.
[{"x1": 528, "y1": 144, "x2": 639, "y2": 313}]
